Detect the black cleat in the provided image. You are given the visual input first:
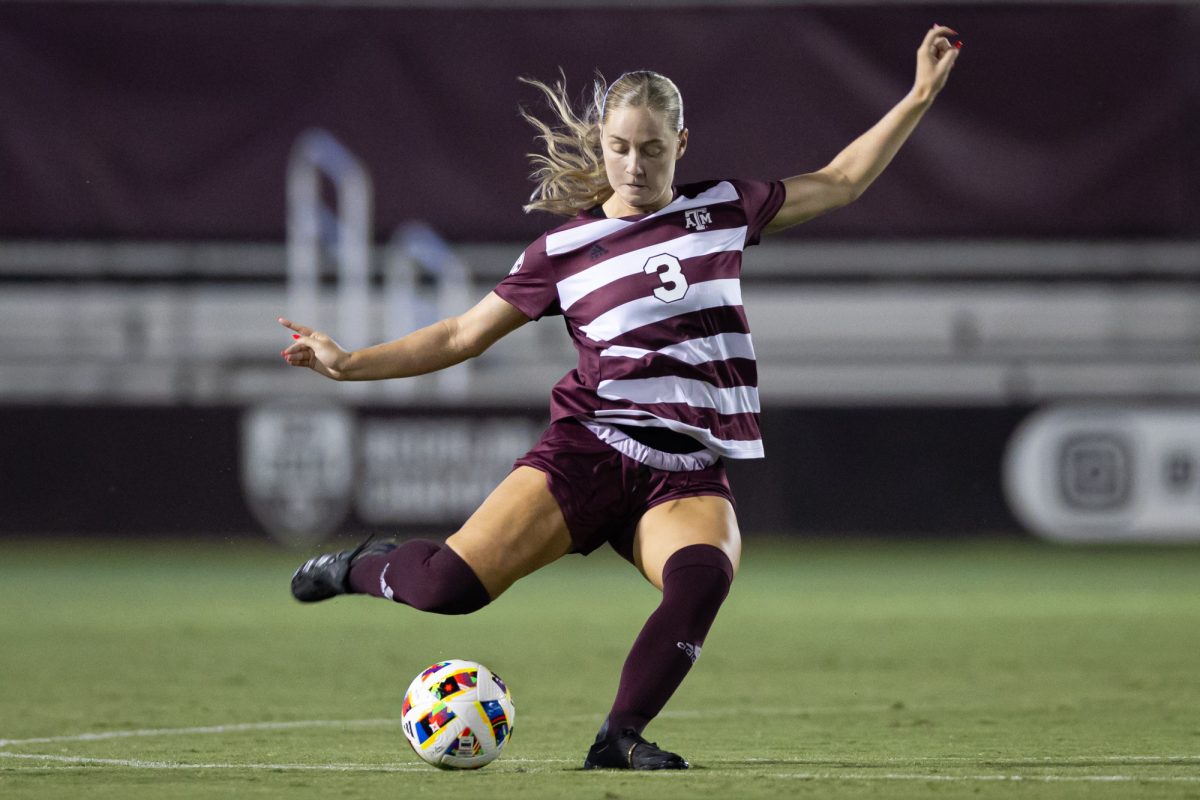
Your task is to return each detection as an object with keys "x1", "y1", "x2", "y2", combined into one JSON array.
[
  {"x1": 290, "y1": 536, "x2": 396, "y2": 603},
  {"x1": 583, "y1": 728, "x2": 689, "y2": 770}
]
